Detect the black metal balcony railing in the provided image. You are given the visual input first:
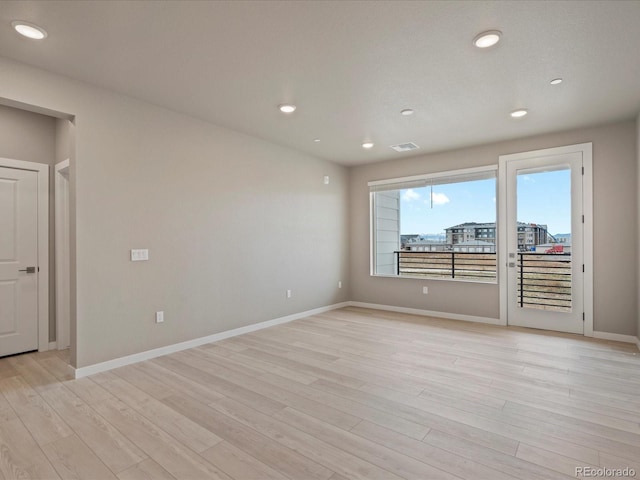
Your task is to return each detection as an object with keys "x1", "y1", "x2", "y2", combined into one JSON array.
[
  {"x1": 517, "y1": 252, "x2": 571, "y2": 312},
  {"x1": 395, "y1": 251, "x2": 497, "y2": 282},
  {"x1": 394, "y1": 251, "x2": 572, "y2": 312}
]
